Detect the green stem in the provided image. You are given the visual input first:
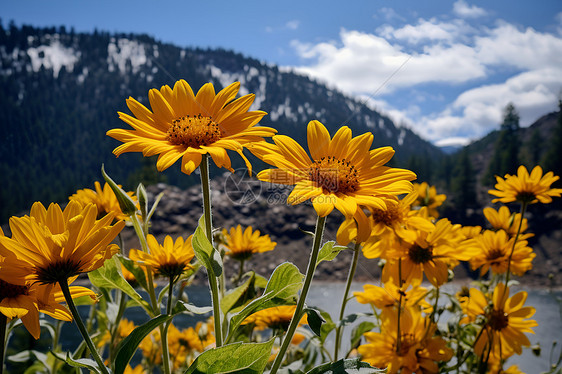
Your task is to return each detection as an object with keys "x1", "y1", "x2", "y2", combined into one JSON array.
[
  {"x1": 334, "y1": 242, "x2": 361, "y2": 360},
  {"x1": 130, "y1": 214, "x2": 158, "y2": 317},
  {"x1": 0, "y1": 314, "x2": 6, "y2": 374},
  {"x1": 505, "y1": 201, "x2": 528, "y2": 285},
  {"x1": 270, "y1": 215, "x2": 327, "y2": 374},
  {"x1": 160, "y1": 276, "x2": 176, "y2": 374},
  {"x1": 199, "y1": 154, "x2": 223, "y2": 347},
  {"x1": 109, "y1": 290, "x2": 128, "y2": 365},
  {"x1": 234, "y1": 259, "x2": 246, "y2": 286},
  {"x1": 59, "y1": 278, "x2": 110, "y2": 374},
  {"x1": 396, "y1": 258, "x2": 403, "y2": 354}
]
